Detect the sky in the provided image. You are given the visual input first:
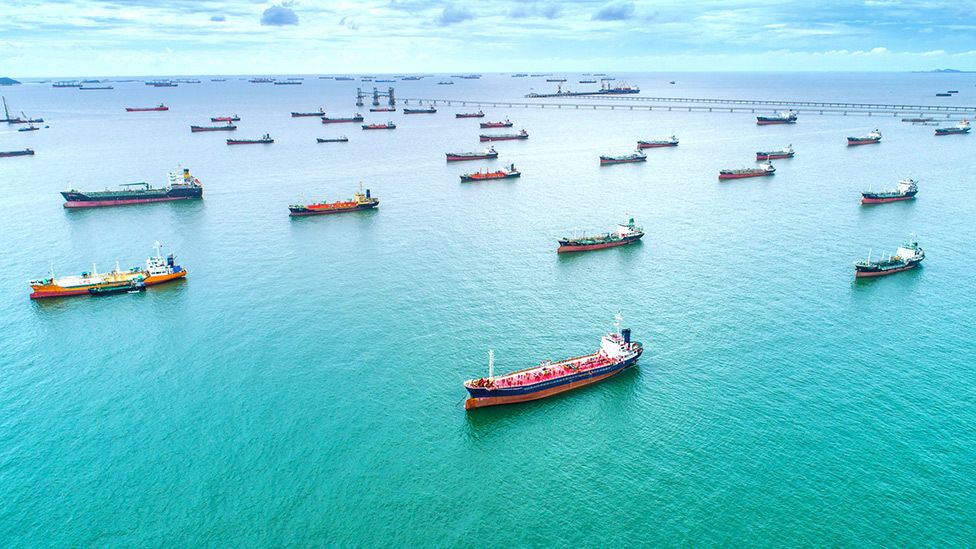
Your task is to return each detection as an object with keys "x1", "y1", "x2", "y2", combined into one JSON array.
[{"x1": 2, "y1": 0, "x2": 975, "y2": 76}]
